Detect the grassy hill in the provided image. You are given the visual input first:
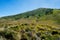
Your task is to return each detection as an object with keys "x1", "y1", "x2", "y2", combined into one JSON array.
[{"x1": 0, "y1": 8, "x2": 60, "y2": 40}]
